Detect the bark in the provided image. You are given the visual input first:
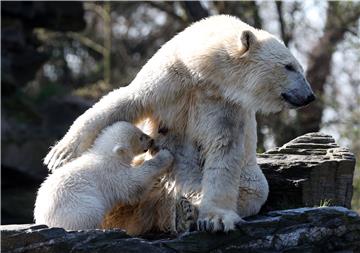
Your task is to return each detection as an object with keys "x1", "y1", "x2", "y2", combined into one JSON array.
[
  {"x1": 181, "y1": 1, "x2": 209, "y2": 22},
  {"x1": 275, "y1": 1, "x2": 289, "y2": 46},
  {"x1": 103, "y1": 2, "x2": 112, "y2": 85},
  {"x1": 214, "y1": 1, "x2": 262, "y2": 28}
]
